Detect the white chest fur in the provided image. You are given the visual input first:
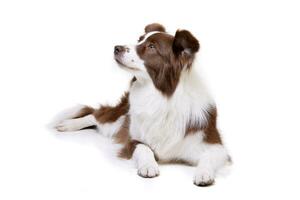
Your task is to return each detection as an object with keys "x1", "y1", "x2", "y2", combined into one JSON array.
[{"x1": 129, "y1": 70, "x2": 214, "y2": 158}]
